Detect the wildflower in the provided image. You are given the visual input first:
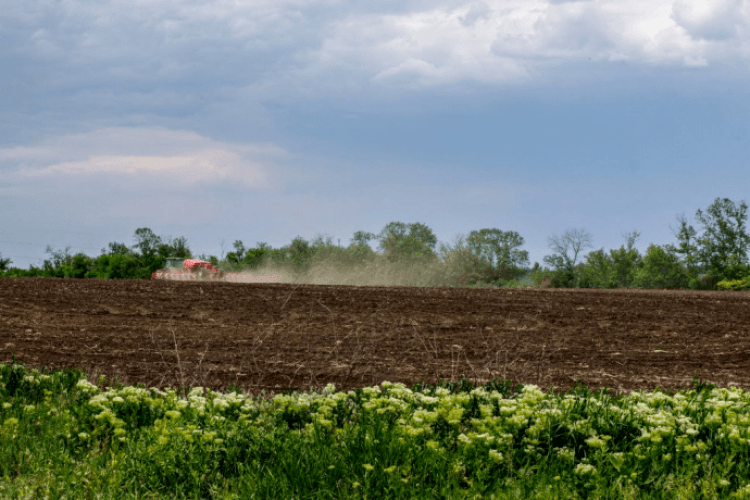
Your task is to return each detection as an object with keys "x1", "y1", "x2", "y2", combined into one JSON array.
[
  {"x1": 3, "y1": 418, "x2": 19, "y2": 428},
  {"x1": 75, "y1": 378, "x2": 99, "y2": 395},
  {"x1": 489, "y1": 450, "x2": 503, "y2": 462},
  {"x1": 556, "y1": 447, "x2": 575, "y2": 463},
  {"x1": 384, "y1": 466, "x2": 396, "y2": 474},
  {"x1": 165, "y1": 410, "x2": 181, "y2": 420},
  {"x1": 452, "y1": 462, "x2": 466, "y2": 476},
  {"x1": 574, "y1": 464, "x2": 596, "y2": 476},
  {"x1": 426, "y1": 440, "x2": 441, "y2": 451},
  {"x1": 705, "y1": 412, "x2": 723, "y2": 428},
  {"x1": 434, "y1": 387, "x2": 450, "y2": 397},
  {"x1": 418, "y1": 395, "x2": 439, "y2": 406},
  {"x1": 585, "y1": 436, "x2": 606, "y2": 449},
  {"x1": 446, "y1": 407, "x2": 464, "y2": 425},
  {"x1": 363, "y1": 464, "x2": 374, "y2": 472}
]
